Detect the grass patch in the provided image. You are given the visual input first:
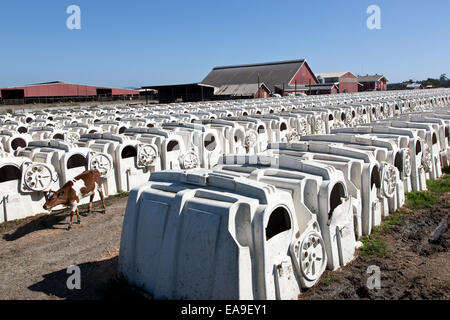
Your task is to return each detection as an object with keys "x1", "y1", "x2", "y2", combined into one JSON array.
[
  {"x1": 377, "y1": 213, "x2": 408, "y2": 234},
  {"x1": 359, "y1": 235, "x2": 389, "y2": 258},
  {"x1": 405, "y1": 191, "x2": 437, "y2": 210},
  {"x1": 426, "y1": 173, "x2": 450, "y2": 194},
  {"x1": 405, "y1": 171, "x2": 450, "y2": 209},
  {"x1": 105, "y1": 191, "x2": 130, "y2": 206},
  {"x1": 440, "y1": 281, "x2": 450, "y2": 292},
  {"x1": 107, "y1": 191, "x2": 129, "y2": 199},
  {"x1": 319, "y1": 272, "x2": 343, "y2": 286}
]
